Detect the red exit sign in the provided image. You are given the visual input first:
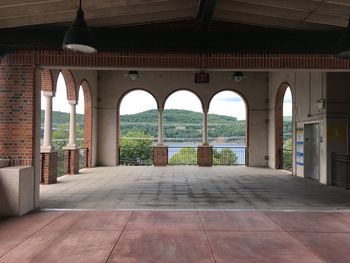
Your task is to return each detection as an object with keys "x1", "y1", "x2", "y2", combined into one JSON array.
[{"x1": 194, "y1": 72, "x2": 210, "y2": 84}]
